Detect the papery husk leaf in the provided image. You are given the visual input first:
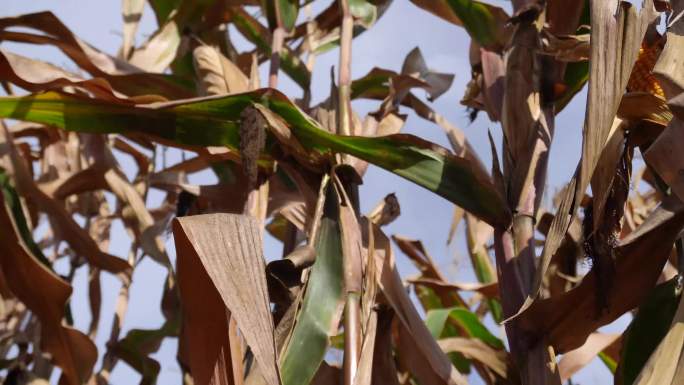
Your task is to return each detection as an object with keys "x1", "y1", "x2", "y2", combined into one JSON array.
[{"x1": 174, "y1": 214, "x2": 280, "y2": 385}]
